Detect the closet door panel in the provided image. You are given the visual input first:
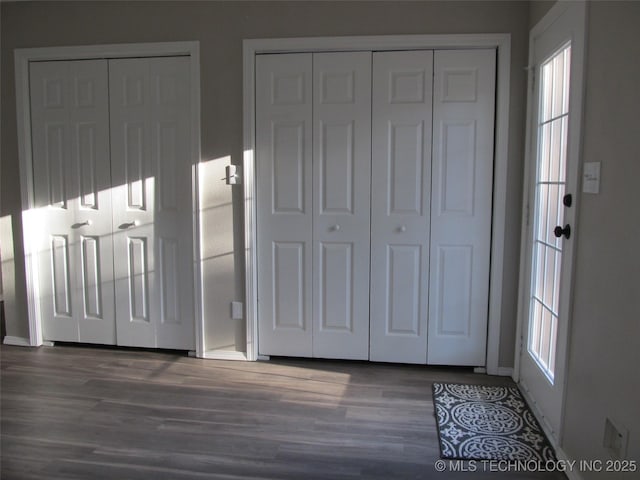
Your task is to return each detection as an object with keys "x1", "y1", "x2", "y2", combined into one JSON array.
[
  {"x1": 149, "y1": 57, "x2": 194, "y2": 350},
  {"x1": 370, "y1": 51, "x2": 433, "y2": 364},
  {"x1": 71, "y1": 60, "x2": 116, "y2": 344},
  {"x1": 312, "y1": 52, "x2": 371, "y2": 360},
  {"x1": 109, "y1": 57, "x2": 195, "y2": 350},
  {"x1": 256, "y1": 54, "x2": 313, "y2": 357},
  {"x1": 30, "y1": 59, "x2": 115, "y2": 344},
  {"x1": 427, "y1": 49, "x2": 496, "y2": 366},
  {"x1": 110, "y1": 59, "x2": 156, "y2": 348}
]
